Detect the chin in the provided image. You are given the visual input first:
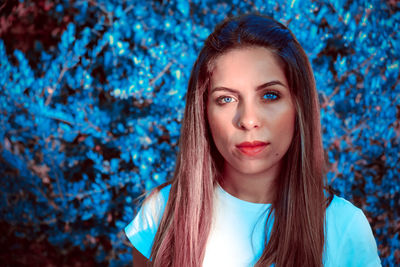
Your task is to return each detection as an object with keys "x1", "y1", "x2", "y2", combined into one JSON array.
[{"x1": 233, "y1": 161, "x2": 273, "y2": 175}]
